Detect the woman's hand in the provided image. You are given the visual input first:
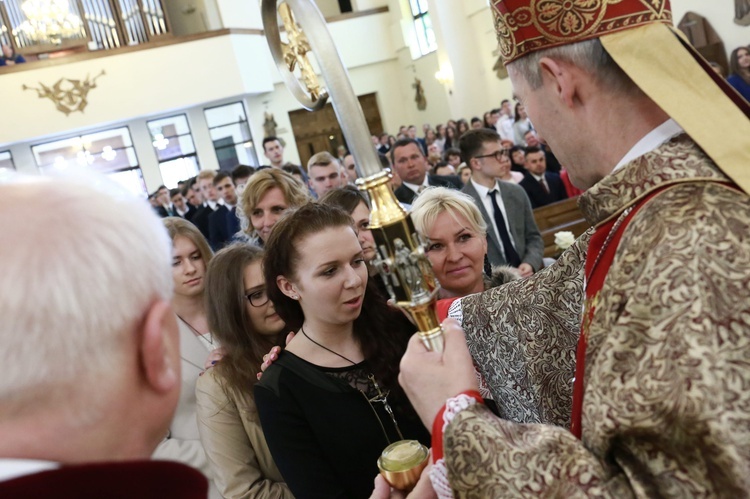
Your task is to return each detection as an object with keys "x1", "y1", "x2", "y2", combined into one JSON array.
[
  {"x1": 256, "y1": 331, "x2": 295, "y2": 380},
  {"x1": 204, "y1": 347, "x2": 226, "y2": 370}
]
